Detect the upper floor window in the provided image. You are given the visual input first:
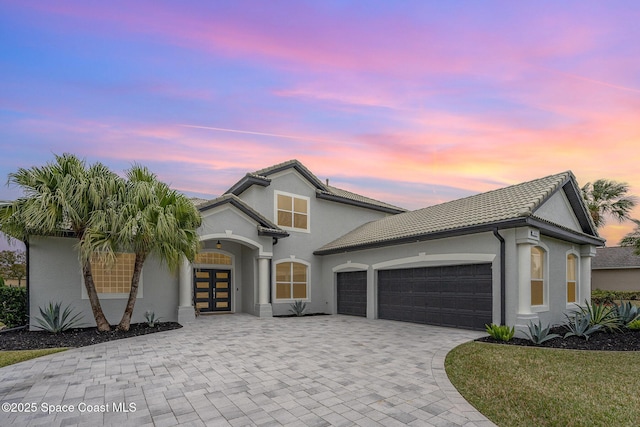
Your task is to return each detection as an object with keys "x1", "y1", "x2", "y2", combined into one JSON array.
[
  {"x1": 276, "y1": 192, "x2": 309, "y2": 231},
  {"x1": 531, "y1": 246, "x2": 545, "y2": 306},
  {"x1": 567, "y1": 254, "x2": 578, "y2": 304}
]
